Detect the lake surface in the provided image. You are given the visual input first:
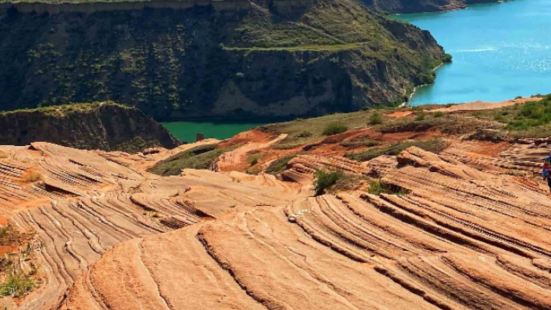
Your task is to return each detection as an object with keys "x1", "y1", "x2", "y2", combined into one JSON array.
[
  {"x1": 162, "y1": 121, "x2": 263, "y2": 142},
  {"x1": 399, "y1": 0, "x2": 551, "y2": 105}
]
